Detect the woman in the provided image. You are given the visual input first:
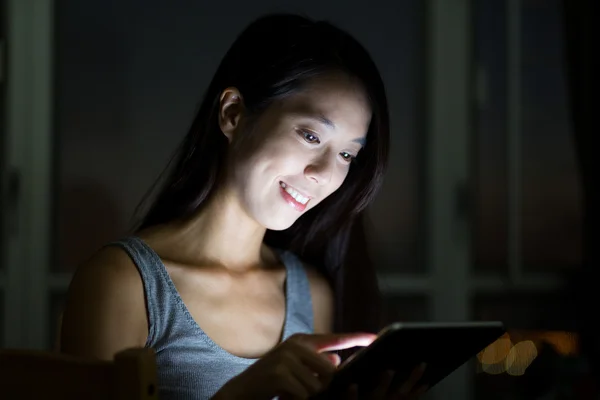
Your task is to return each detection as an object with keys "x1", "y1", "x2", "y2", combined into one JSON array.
[{"x1": 60, "y1": 14, "x2": 426, "y2": 399}]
